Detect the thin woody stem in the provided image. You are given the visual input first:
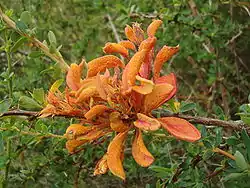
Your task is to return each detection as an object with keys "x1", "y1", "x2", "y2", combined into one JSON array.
[
  {"x1": 1, "y1": 110, "x2": 249, "y2": 133},
  {"x1": 0, "y1": 7, "x2": 69, "y2": 72},
  {"x1": 0, "y1": 126, "x2": 65, "y2": 139},
  {"x1": 213, "y1": 147, "x2": 236, "y2": 160}
]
